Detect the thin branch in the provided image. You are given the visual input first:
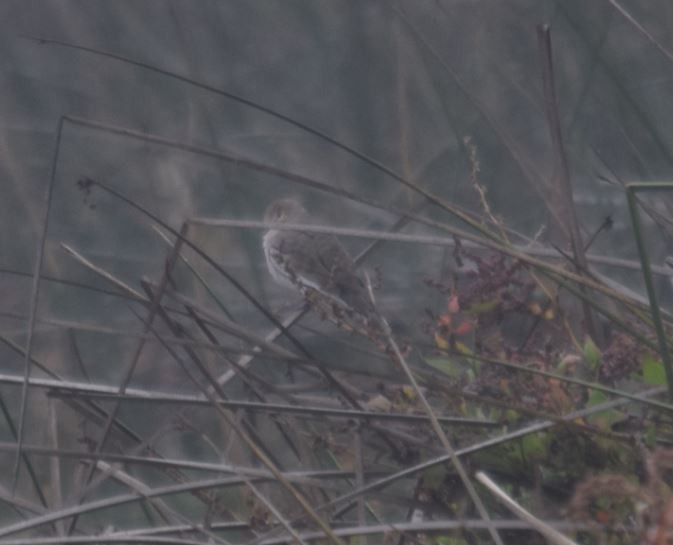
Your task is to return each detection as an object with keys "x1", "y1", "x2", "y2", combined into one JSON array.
[
  {"x1": 537, "y1": 24, "x2": 597, "y2": 341},
  {"x1": 476, "y1": 472, "x2": 579, "y2": 545}
]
